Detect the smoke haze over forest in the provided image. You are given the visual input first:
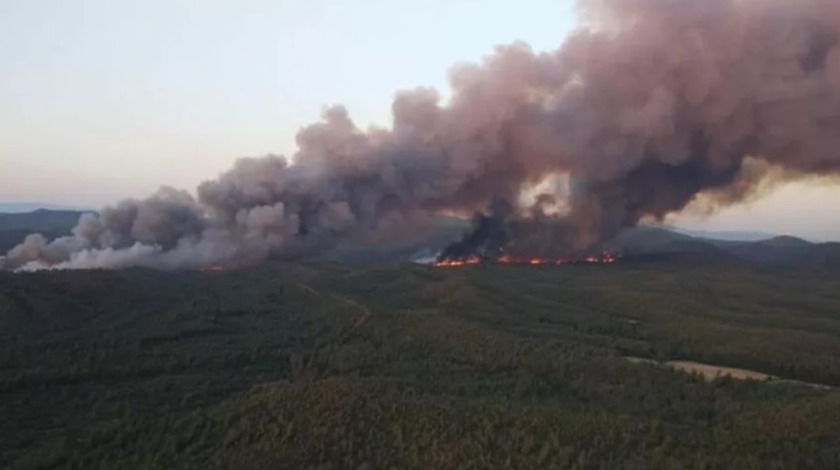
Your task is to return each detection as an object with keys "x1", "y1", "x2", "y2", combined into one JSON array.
[{"x1": 3, "y1": 0, "x2": 840, "y2": 270}]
